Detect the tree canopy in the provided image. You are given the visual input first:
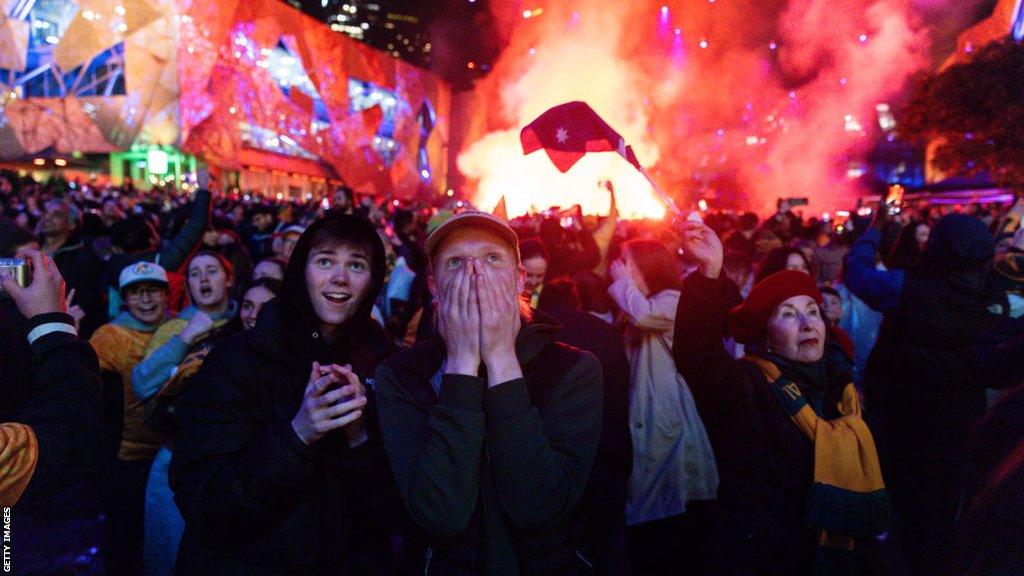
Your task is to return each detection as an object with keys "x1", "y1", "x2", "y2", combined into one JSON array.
[{"x1": 901, "y1": 39, "x2": 1024, "y2": 190}]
